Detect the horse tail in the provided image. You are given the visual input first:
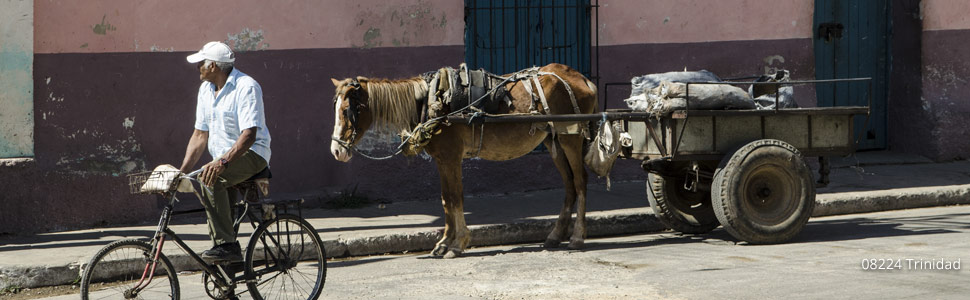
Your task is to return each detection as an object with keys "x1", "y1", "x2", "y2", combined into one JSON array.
[{"x1": 585, "y1": 77, "x2": 599, "y2": 113}]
